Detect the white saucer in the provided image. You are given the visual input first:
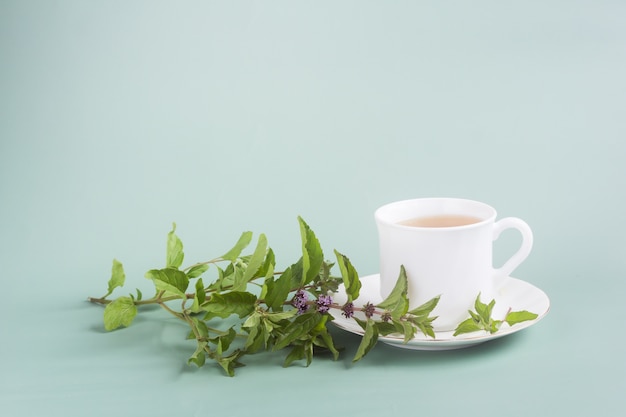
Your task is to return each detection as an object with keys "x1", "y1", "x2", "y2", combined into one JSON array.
[{"x1": 329, "y1": 274, "x2": 550, "y2": 351}]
